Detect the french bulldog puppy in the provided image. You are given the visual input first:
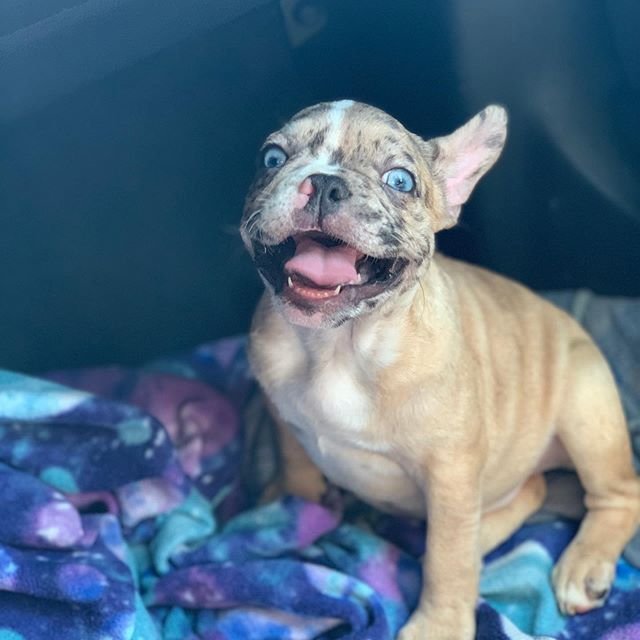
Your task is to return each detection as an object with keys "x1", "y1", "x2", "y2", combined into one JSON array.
[{"x1": 240, "y1": 100, "x2": 640, "y2": 639}]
